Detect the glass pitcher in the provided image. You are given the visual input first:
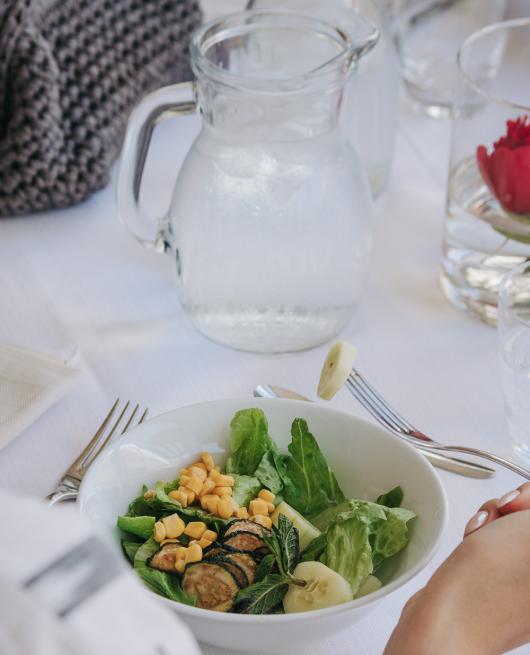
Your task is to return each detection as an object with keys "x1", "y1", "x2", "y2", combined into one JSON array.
[
  {"x1": 116, "y1": 12, "x2": 378, "y2": 353},
  {"x1": 248, "y1": 0, "x2": 400, "y2": 198}
]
